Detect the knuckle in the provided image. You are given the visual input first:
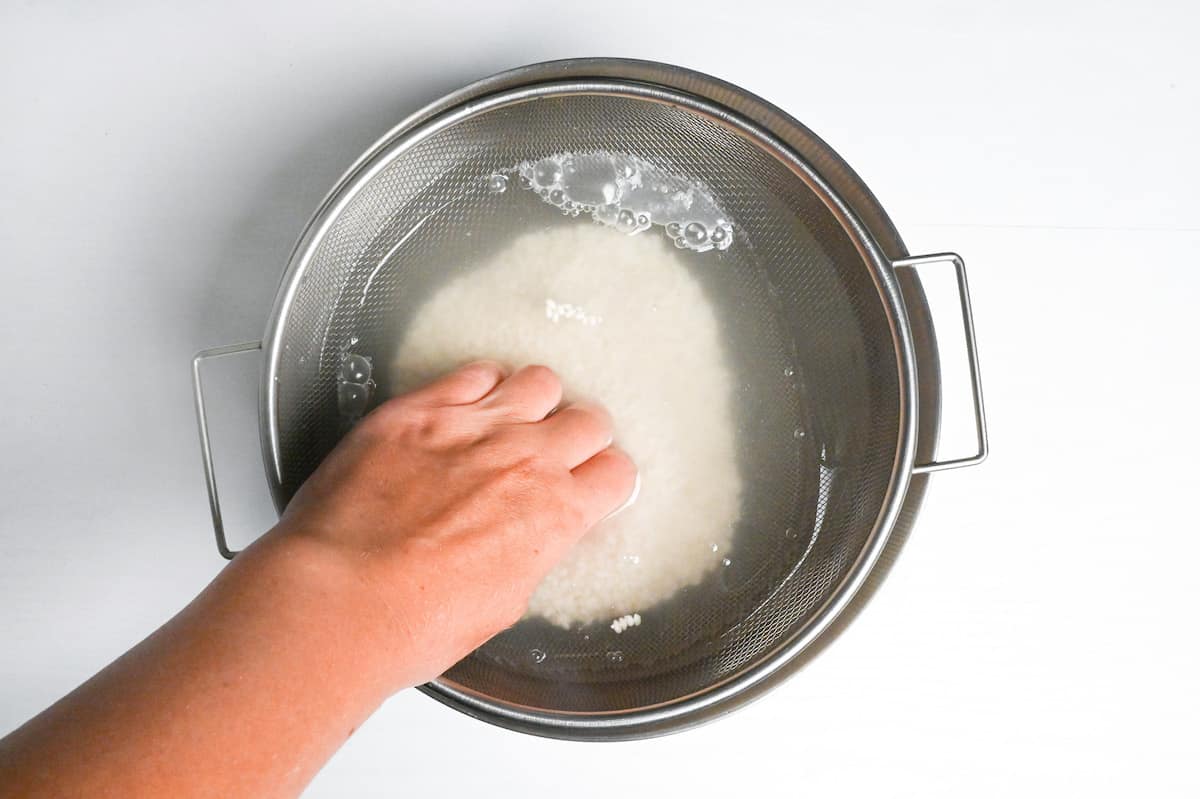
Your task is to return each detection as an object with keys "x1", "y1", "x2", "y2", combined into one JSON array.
[
  {"x1": 502, "y1": 455, "x2": 551, "y2": 488},
  {"x1": 614, "y1": 449, "x2": 637, "y2": 477},
  {"x1": 401, "y1": 404, "x2": 437, "y2": 433},
  {"x1": 606, "y1": 450, "x2": 639, "y2": 490},
  {"x1": 380, "y1": 403, "x2": 458, "y2": 446},
  {"x1": 465, "y1": 358, "x2": 505, "y2": 376},
  {"x1": 456, "y1": 360, "x2": 501, "y2": 388},
  {"x1": 589, "y1": 408, "x2": 615, "y2": 438},
  {"x1": 526, "y1": 364, "x2": 561, "y2": 390},
  {"x1": 494, "y1": 455, "x2": 573, "y2": 514}
]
